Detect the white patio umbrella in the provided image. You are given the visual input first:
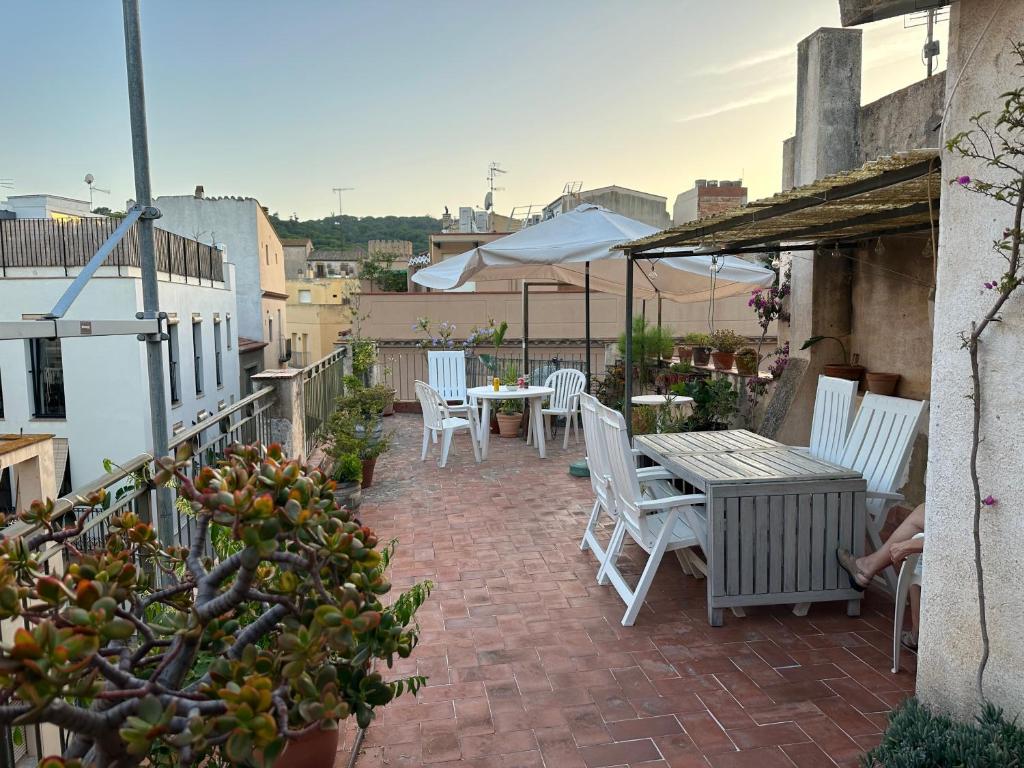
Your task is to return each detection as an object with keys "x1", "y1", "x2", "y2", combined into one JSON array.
[{"x1": 411, "y1": 204, "x2": 775, "y2": 380}]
